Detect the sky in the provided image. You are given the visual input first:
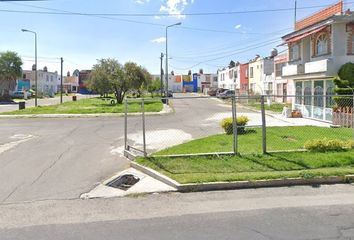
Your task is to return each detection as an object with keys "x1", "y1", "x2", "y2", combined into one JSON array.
[{"x1": 0, "y1": 0, "x2": 352, "y2": 75}]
